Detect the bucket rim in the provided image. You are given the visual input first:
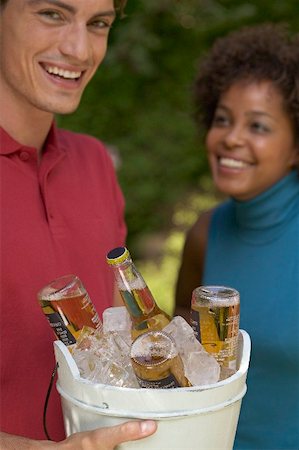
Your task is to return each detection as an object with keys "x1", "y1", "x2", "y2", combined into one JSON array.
[{"x1": 57, "y1": 382, "x2": 247, "y2": 419}]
